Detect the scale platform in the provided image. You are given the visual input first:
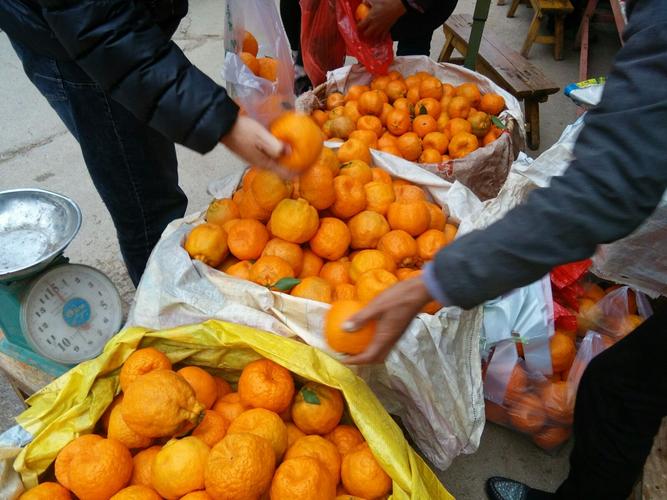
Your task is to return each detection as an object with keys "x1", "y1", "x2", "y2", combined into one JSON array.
[{"x1": 0, "y1": 189, "x2": 122, "y2": 376}]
